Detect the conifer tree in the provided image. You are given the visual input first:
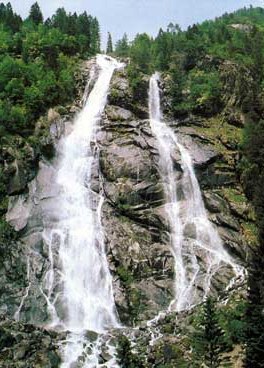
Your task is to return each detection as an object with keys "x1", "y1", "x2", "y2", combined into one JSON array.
[
  {"x1": 193, "y1": 297, "x2": 224, "y2": 368},
  {"x1": 116, "y1": 335, "x2": 144, "y2": 368},
  {"x1": 90, "y1": 17, "x2": 100, "y2": 54},
  {"x1": 245, "y1": 250, "x2": 264, "y2": 368},
  {"x1": 115, "y1": 33, "x2": 129, "y2": 57},
  {"x1": 106, "y1": 32, "x2": 113, "y2": 54},
  {"x1": 28, "y1": 2, "x2": 43, "y2": 25}
]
